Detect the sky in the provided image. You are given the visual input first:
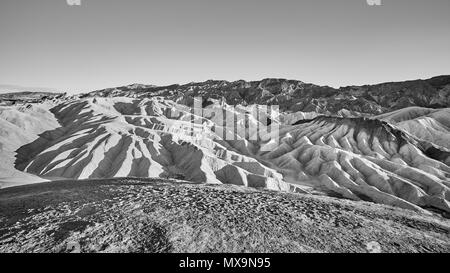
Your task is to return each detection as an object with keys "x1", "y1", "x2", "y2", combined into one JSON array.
[{"x1": 0, "y1": 0, "x2": 449, "y2": 93}]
